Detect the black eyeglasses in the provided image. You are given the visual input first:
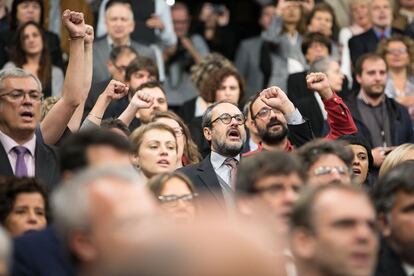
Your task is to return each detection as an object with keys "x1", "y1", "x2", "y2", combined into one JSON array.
[
  {"x1": 210, "y1": 113, "x2": 245, "y2": 126},
  {"x1": 252, "y1": 107, "x2": 280, "y2": 120},
  {"x1": 158, "y1": 193, "x2": 198, "y2": 207}
]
